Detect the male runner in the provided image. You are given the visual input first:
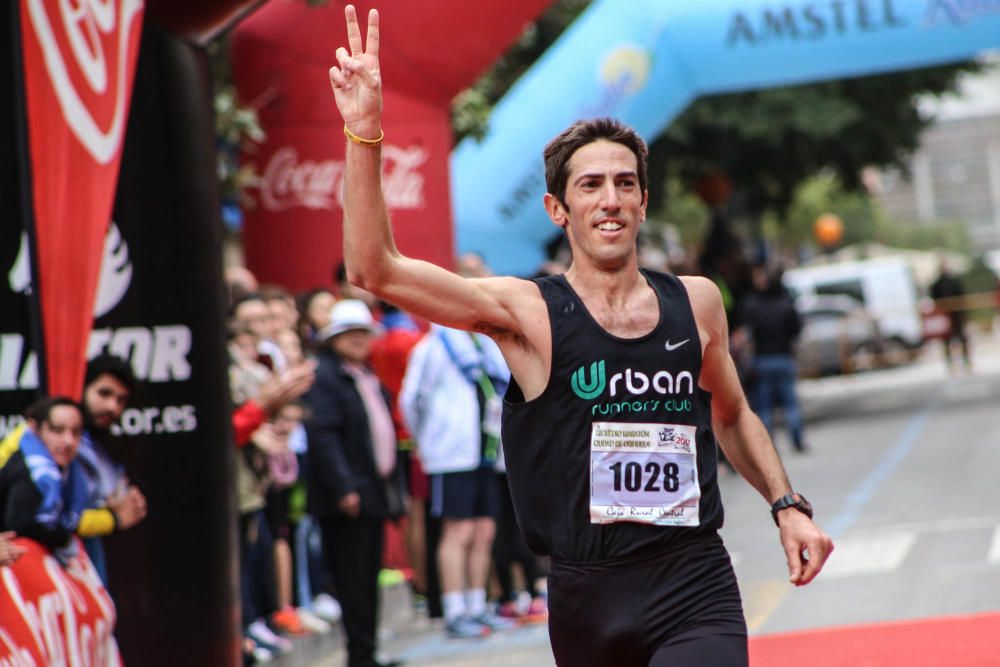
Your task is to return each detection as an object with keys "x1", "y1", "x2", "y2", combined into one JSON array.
[{"x1": 328, "y1": 7, "x2": 833, "y2": 665}]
